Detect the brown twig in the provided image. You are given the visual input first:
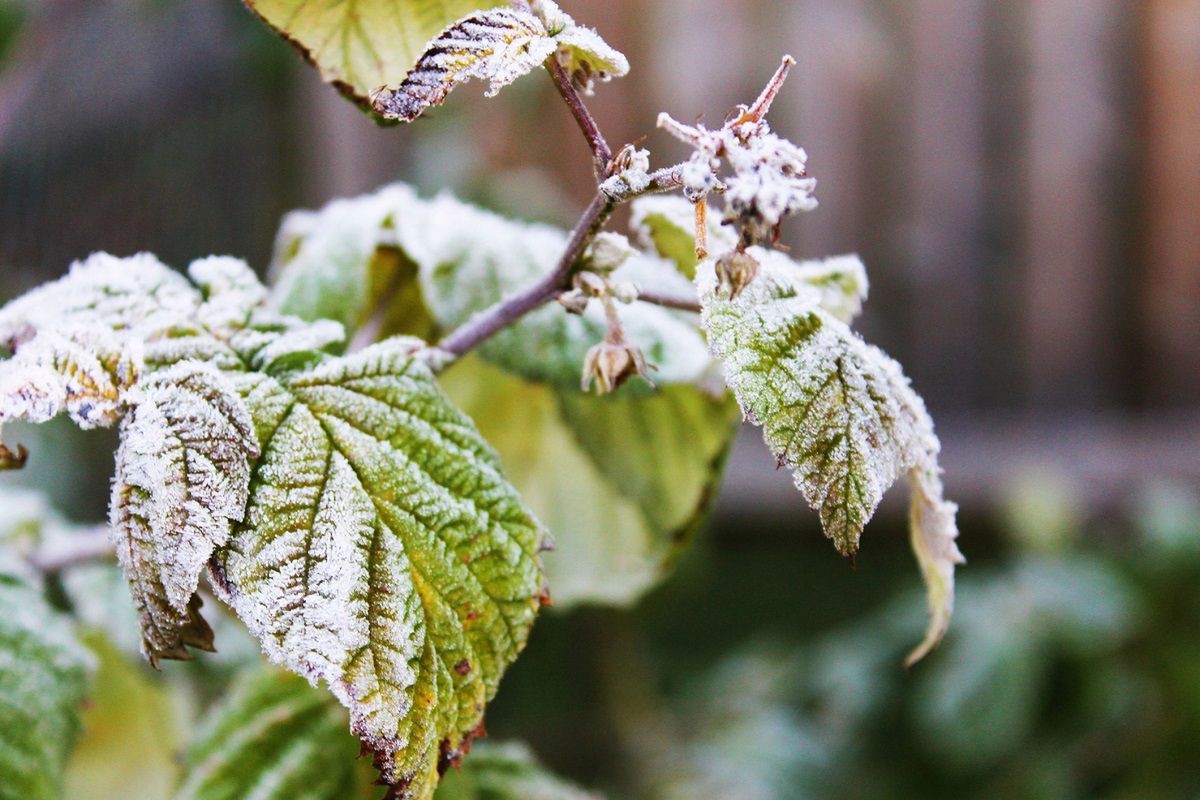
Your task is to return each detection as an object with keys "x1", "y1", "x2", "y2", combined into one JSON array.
[
  {"x1": 546, "y1": 57, "x2": 613, "y2": 178},
  {"x1": 435, "y1": 193, "x2": 616, "y2": 360},
  {"x1": 635, "y1": 290, "x2": 702, "y2": 314}
]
